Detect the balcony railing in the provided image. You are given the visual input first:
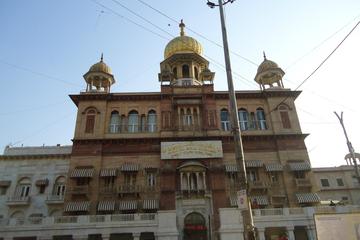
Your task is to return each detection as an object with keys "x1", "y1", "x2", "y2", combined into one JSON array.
[
  {"x1": 6, "y1": 196, "x2": 30, "y2": 205},
  {"x1": 69, "y1": 185, "x2": 90, "y2": 195},
  {"x1": 99, "y1": 186, "x2": 117, "y2": 195},
  {"x1": 46, "y1": 194, "x2": 64, "y2": 203},
  {"x1": 117, "y1": 185, "x2": 141, "y2": 194},
  {"x1": 248, "y1": 181, "x2": 268, "y2": 190},
  {"x1": 0, "y1": 213, "x2": 158, "y2": 227},
  {"x1": 295, "y1": 179, "x2": 312, "y2": 187}
]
